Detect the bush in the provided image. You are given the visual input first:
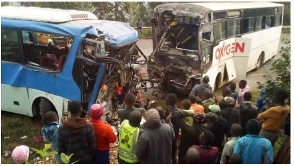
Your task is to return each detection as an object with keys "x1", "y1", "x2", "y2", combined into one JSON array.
[
  {"x1": 138, "y1": 27, "x2": 153, "y2": 39},
  {"x1": 257, "y1": 39, "x2": 290, "y2": 104}
]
